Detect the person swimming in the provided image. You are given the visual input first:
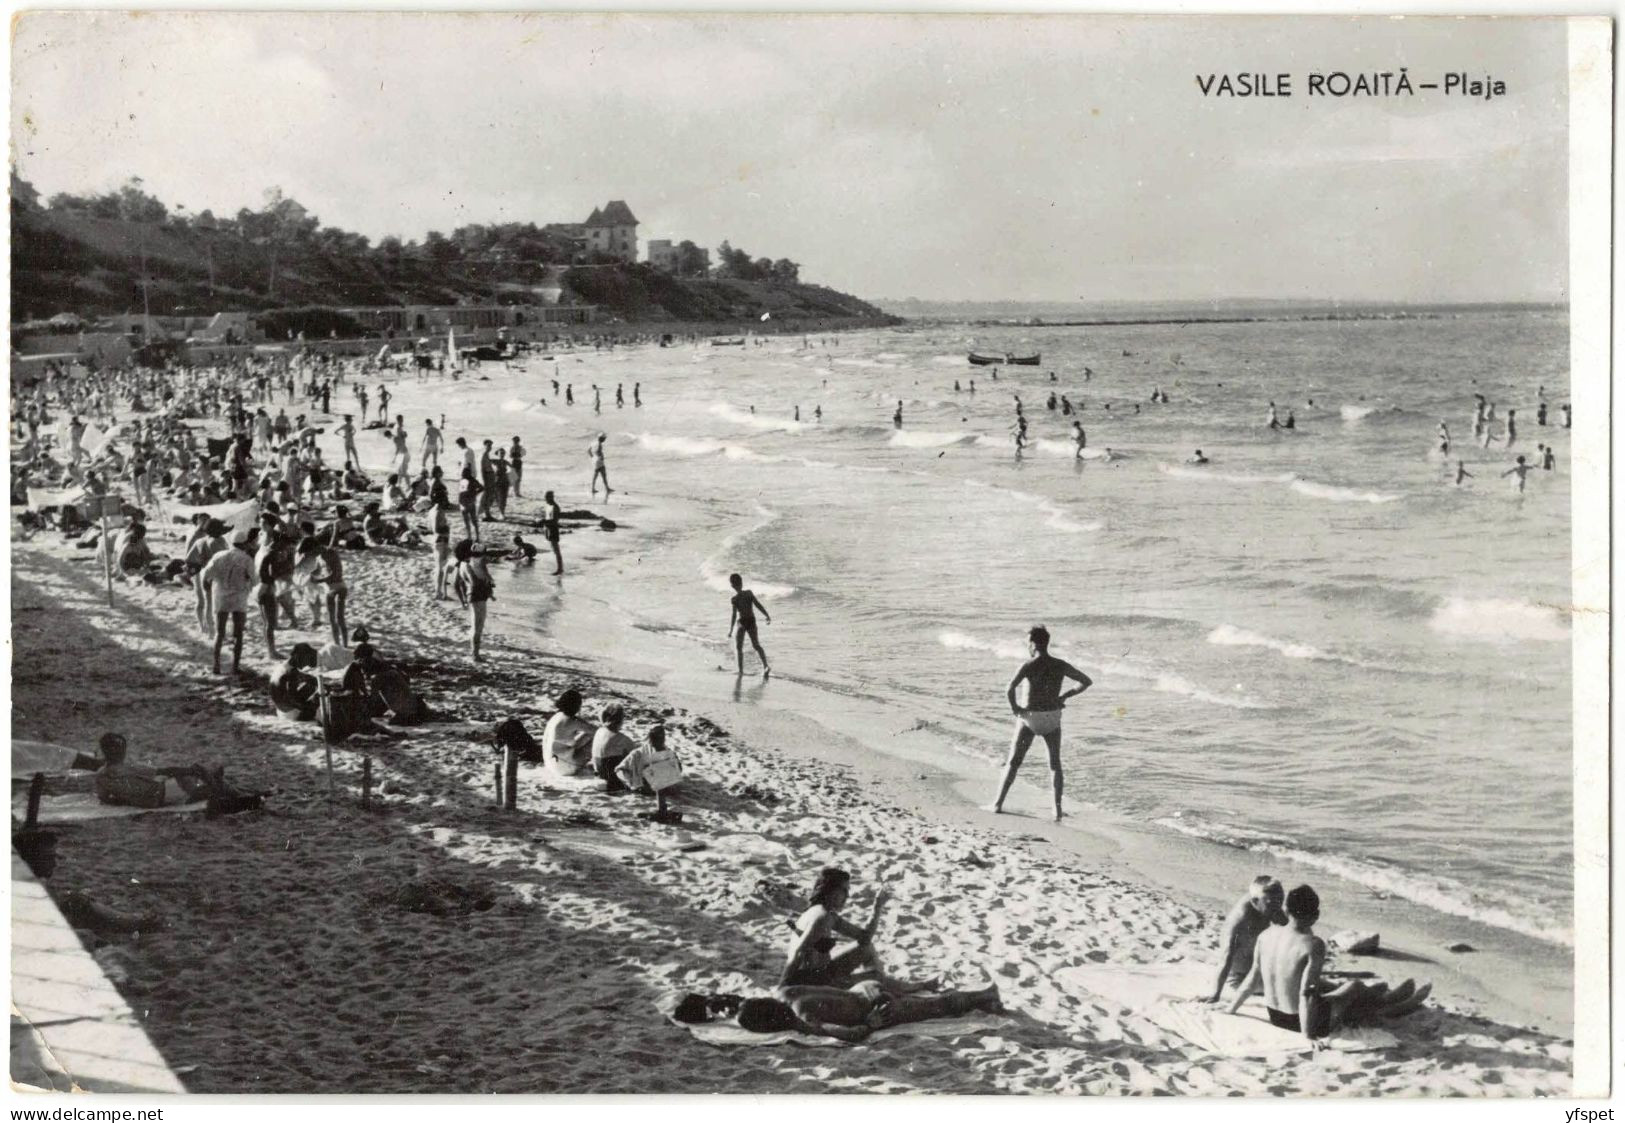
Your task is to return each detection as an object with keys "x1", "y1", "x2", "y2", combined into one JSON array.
[{"x1": 1187, "y1": 449, "x2": 1209, "y2": 465}]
